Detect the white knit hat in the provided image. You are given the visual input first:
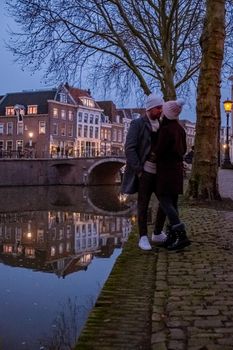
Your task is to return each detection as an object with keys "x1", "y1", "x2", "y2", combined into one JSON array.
[
  {"x1": 162, "y1": 98, "x2": 185, "y2": 119},
  {"x1": 146, "y1": 93, "x2": 164, "y2": 111}
]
